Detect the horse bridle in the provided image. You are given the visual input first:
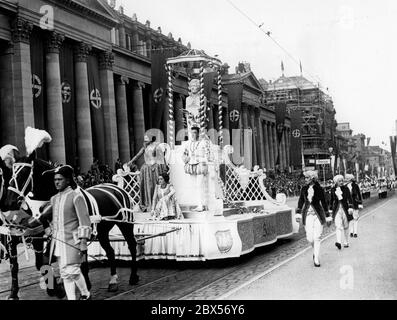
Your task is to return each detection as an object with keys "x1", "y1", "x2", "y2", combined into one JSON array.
[{"x1": 8, "y1": 162, "x2": 34, "y2": 200}]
